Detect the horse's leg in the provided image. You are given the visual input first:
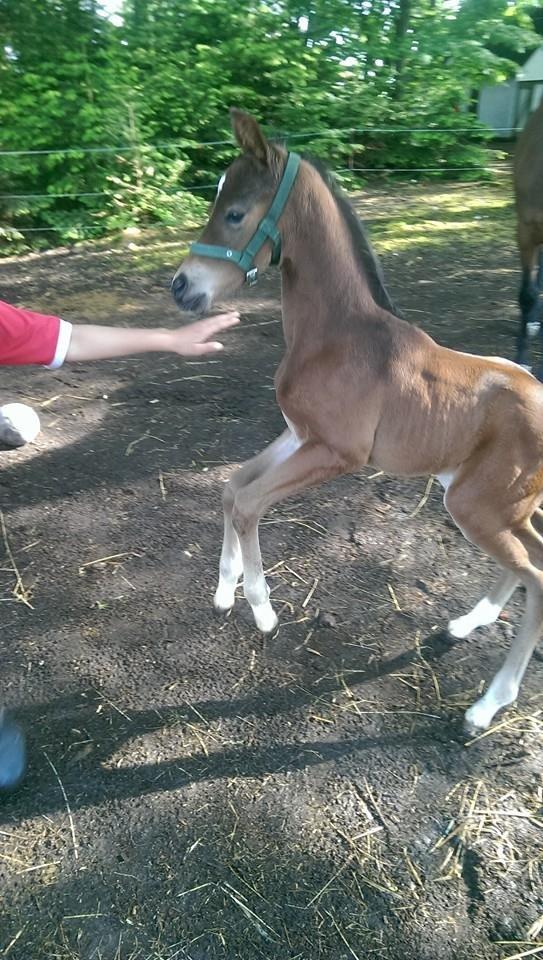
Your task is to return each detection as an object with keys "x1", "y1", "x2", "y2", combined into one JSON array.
[
  {"x1": 231, "y1": 442, "x2": 347, "y2": 633},
  {"x1": 446, "y1": 481, "x2": 543, "y2": 734},
  {"x1": 214, "y1": 429, "x2": 299, "y2": 614},
  {"x1": 517, "y1": 228, "x2": 539, "y2": 365},
  {"x1": 464, "y1": 549, "x2": 543, "y2": 736},
  {"x1": 448, "y1": 569, "x2": 519, "y2": 639},
  {"x1": 516, "y1": 264, "x2": 533, "y2": 365},
  {"x1": 536, "y1": 247, "x2": 543, "y2": 334},
  {"x1": 448, "y1": 503, "x2": 543, "y2": 638}
]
